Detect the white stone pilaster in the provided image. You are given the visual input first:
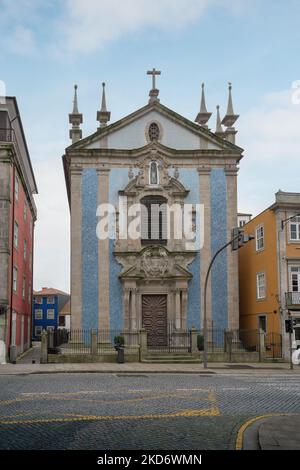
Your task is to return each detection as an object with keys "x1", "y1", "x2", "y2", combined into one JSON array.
[
  {"x1": 225, "y1": 167, "x2": 239, "y2": 329},
  {"x1": 198, "y1": 168, "x2": 212, "y2": 328},
  {"x1": 131, "y1": 288, "x2": 137, "y2": 330},
  {"x1": 175, "y1": 290, "x2": 181, "y2": 329}
]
